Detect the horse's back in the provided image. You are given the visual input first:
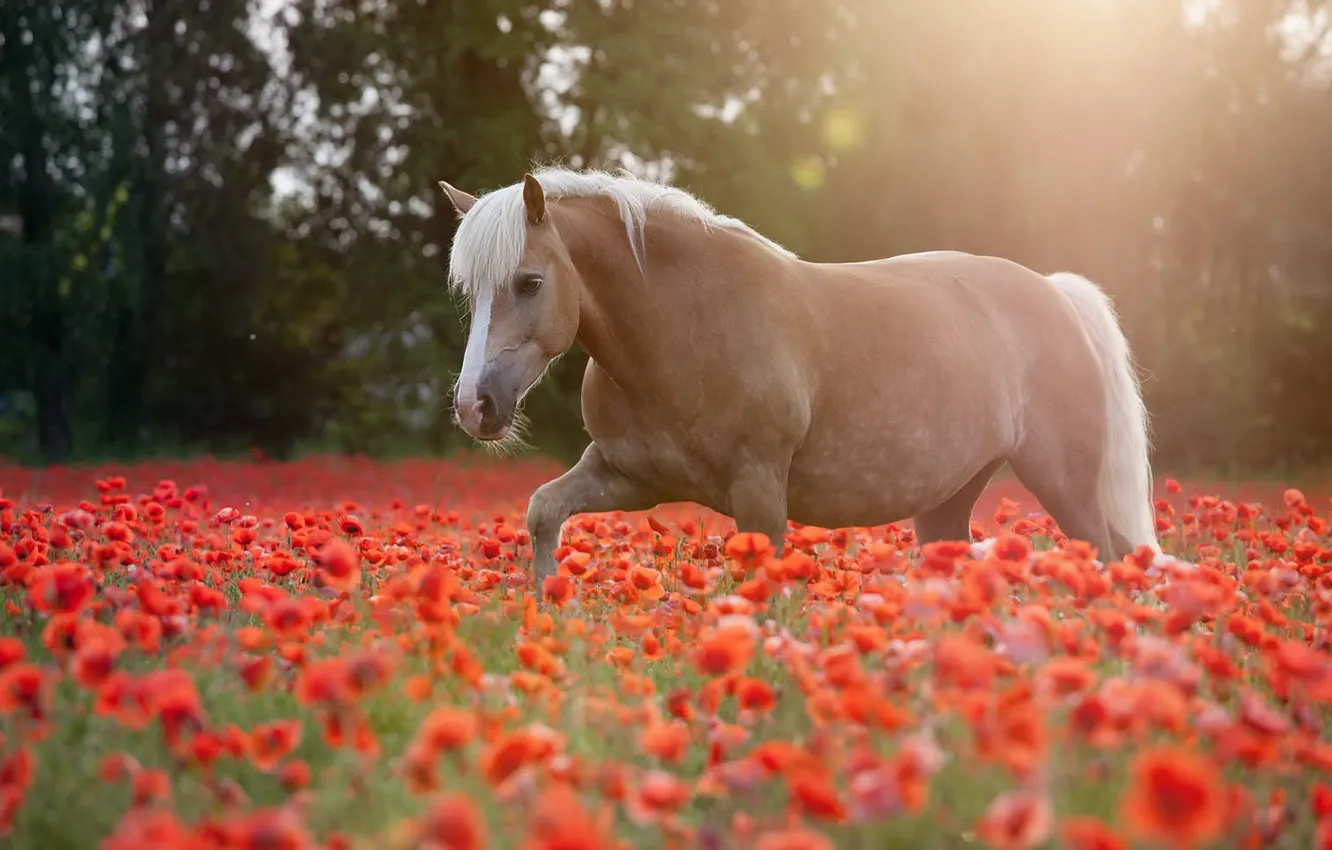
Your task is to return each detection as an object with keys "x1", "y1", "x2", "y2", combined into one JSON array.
[
  {"x1": 801, "y1": 250, "x2": 1088, "y2": 379},
  {"x1": 825, "y1": 250, "x2": 1063, "y2": 301},
  {"x1": 813, "y1": 250, "x2": 1094, "y2": 365}
]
